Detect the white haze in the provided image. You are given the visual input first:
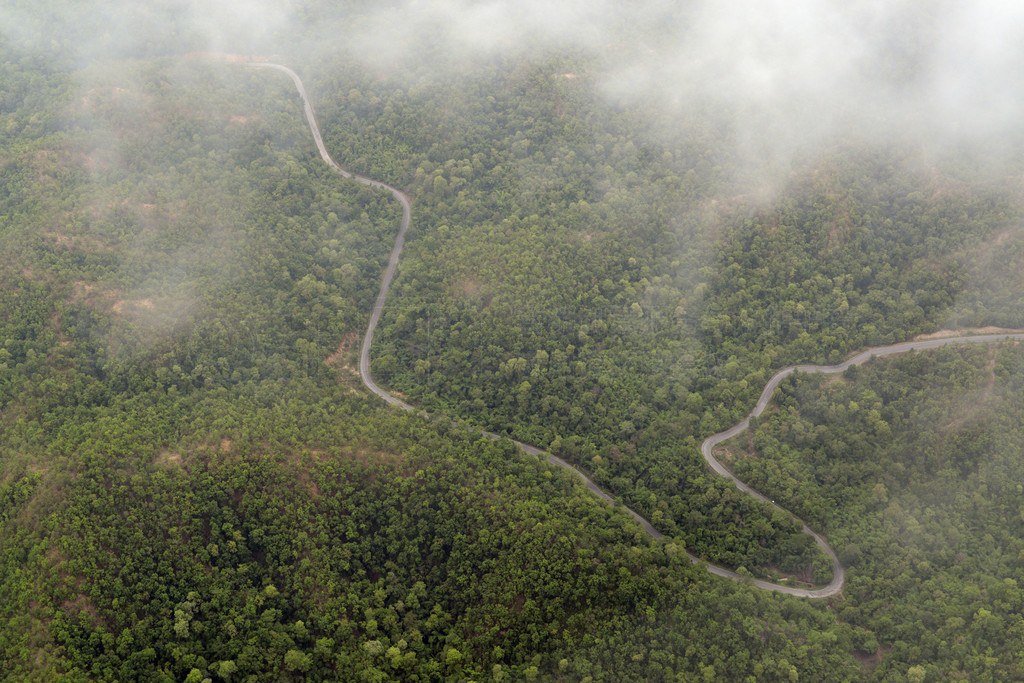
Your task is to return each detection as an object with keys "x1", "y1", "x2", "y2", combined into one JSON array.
[
  {"x1": 2, "y1": 2, "x2": 1023, "y2": 390},
  {"x1": 4, "y1": 0, "x2": 1023, "y2": 172},
  {"x1": 363, "y1": 0, "x2": 1024, "y2": 172}
]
